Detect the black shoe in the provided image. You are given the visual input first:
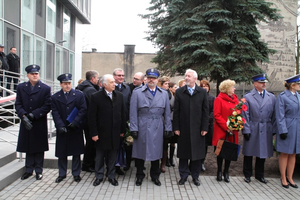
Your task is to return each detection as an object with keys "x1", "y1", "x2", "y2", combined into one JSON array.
[
  {"x1": 287, "y1": 178, "x2": 298, "y2": 188},
  {"x1": 223, "y1": 172, "x2": 230, "y2": 183},
  {"x1": 36, "y1": 173, "x2": 43, "y2": 180},
  {"x1": 281, "y1": 179, "x2": 289, "y2": 189},
  {"x1": 178, "y1": 178, "x2": 187, "y2": 185},
  {"x1": 82, "y1": 167, "x2": 95, "y2": 172},
  {"x1": 74, "y1": 175, "x2": 81, "y2": 182},
  {"x1": 170, "y1": 159, "x2": 175, "y2": 167},
  {"x1": 123, "y1": 166, "x2": 130, "y2": 171},
  {"x1": 255, "y1": 177, "x2": 267, "y2": 184},
  {"x1": 116, "y1": 168, "x2": 125, "y2": 175},
  {"x1": 55, "y1": 176, "x2": 66, "y2": 183},
  {"x1": 166, "y1": 158, "x2": 171, "y2": 167},
  {"x1": 136, "y1": 178, "x2": 143, "y2": 186},
  {"x1": 108, "y1": 178, "x2": 119, "y2": 186},
  {"x1": 244, "y1": 177, "x2": 251, "y2": 183},
  {"x1": 21, "y1": 172, "x2": 32, "y2": 180},
  {"x1": 151, "y1": 178, "x2": 161, "y2": 186},
  {"x1": 93, "y1": 178, "x2": 103, "y2": 186},
  {"x1": 192, "y1": 178, "x2": 201, "y2": 186},
  {"x1": 217, "y1": 171, "x2": 222, "y2": 181}
]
